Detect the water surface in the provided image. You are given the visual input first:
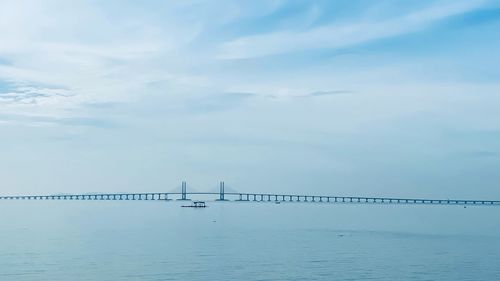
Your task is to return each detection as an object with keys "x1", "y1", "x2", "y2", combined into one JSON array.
[{"x1": 1, "y1": 201, "x2": 499, "y2": 280}]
